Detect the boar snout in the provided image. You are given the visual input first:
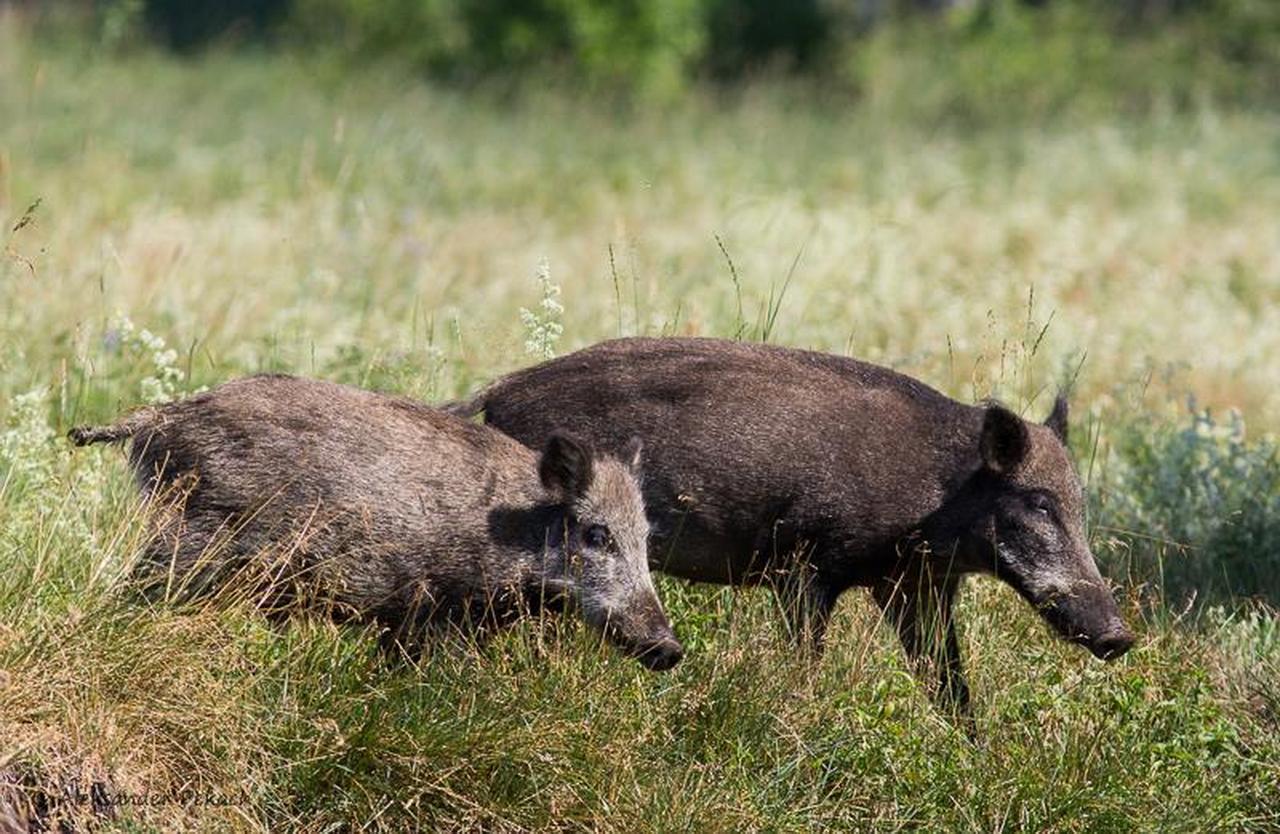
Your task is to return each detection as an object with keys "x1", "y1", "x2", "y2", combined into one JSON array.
[
  {"x1": 634, "y1": 636, "x2": 684, "y2": 672},
  {"x1": 1087, "y1": 622, "x2": 1134, "y2": 661},
  {"x1": 601, "y1": 608, "x2": 684, "y2": 672},
  {"x1": 1040, "y1": 582, "x2": 1134, "y2": 661}
]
